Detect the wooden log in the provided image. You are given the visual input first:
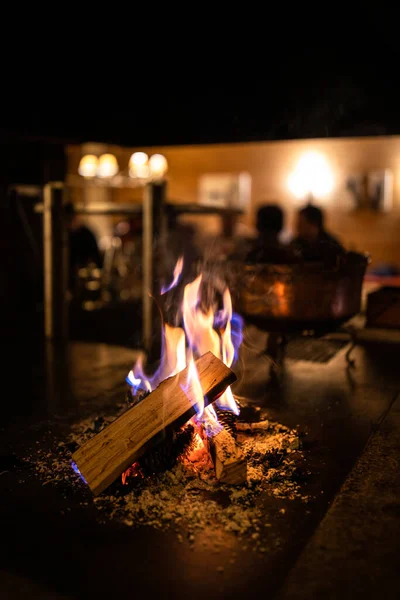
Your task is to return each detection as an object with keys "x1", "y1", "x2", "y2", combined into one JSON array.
[
  {"x1": 208, "y1": 427, "x2": 247, "y2": 485},
  {"x1": 72, "y1": 352, "x2": 236, "y2": 495}
]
